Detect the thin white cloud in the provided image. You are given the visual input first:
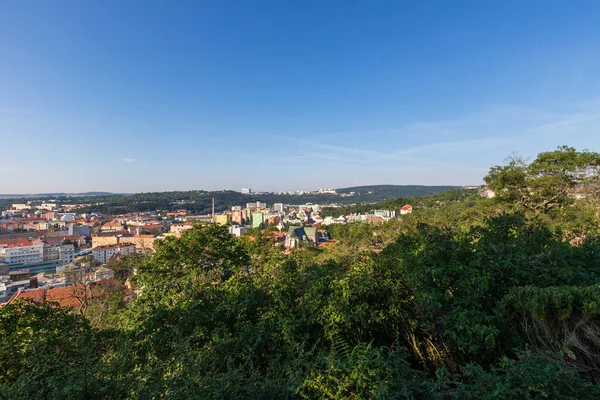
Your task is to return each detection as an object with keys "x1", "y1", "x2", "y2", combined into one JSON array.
[
  {"x1": 285, "y1": 136, "x2": 479, "y2": 166},
  {"x1": 526, "y1": 113, "x2": 600, "y2": 132},
  {"x1": 265, "y1": 101, "x2": 600, "y2": 188},
  {"x1": 123, "y1": 158, "x2": 136, "y2": 163}
]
